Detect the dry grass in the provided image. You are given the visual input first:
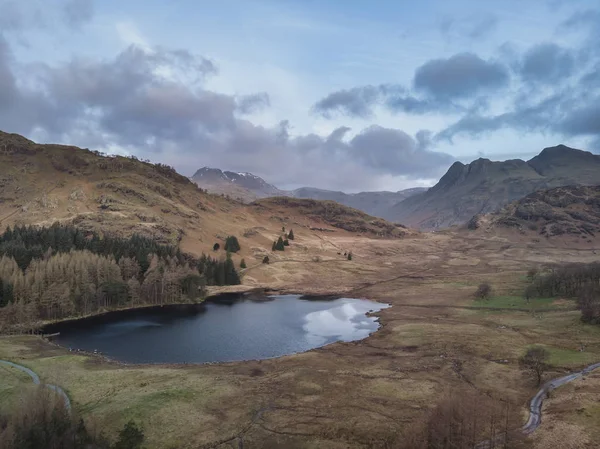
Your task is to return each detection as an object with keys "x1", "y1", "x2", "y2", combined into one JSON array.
[{"x1": 1, "y1": 218, "x2": 600, "y2": 447}]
